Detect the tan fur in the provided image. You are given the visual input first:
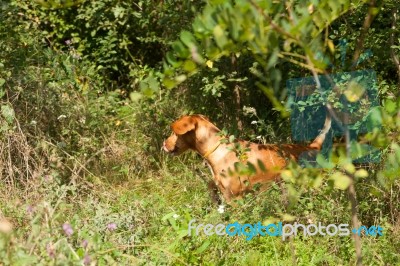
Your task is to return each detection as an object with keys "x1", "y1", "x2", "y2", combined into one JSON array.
[{"x1": 163, "y1": 114, "x2": 331, "y2": 203}]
